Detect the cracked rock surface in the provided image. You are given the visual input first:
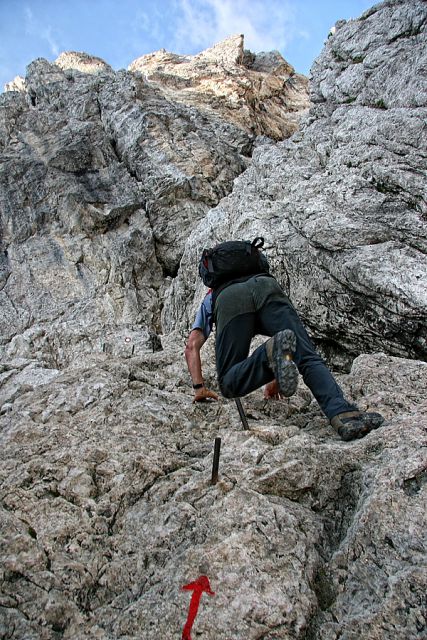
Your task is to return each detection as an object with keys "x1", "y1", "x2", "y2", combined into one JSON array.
[
  {"x1": 128, "y1": 34, "x2": 309, "y2": 141},
  {"x1": 167, "y1": 0, "x2": 427, "y2": 369},
  {"x1": 0, "y1": 347, "x2": 426, "y2": 639},
  {"x1": 0, "y1": 59, "x2": 251, "y2": 358},
  {"x1": 1, "y1": 1, "x2": 427, "y2": 639},
  {"x1": 0, "y1": 36, "x2": 308, "y2": 363}
]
